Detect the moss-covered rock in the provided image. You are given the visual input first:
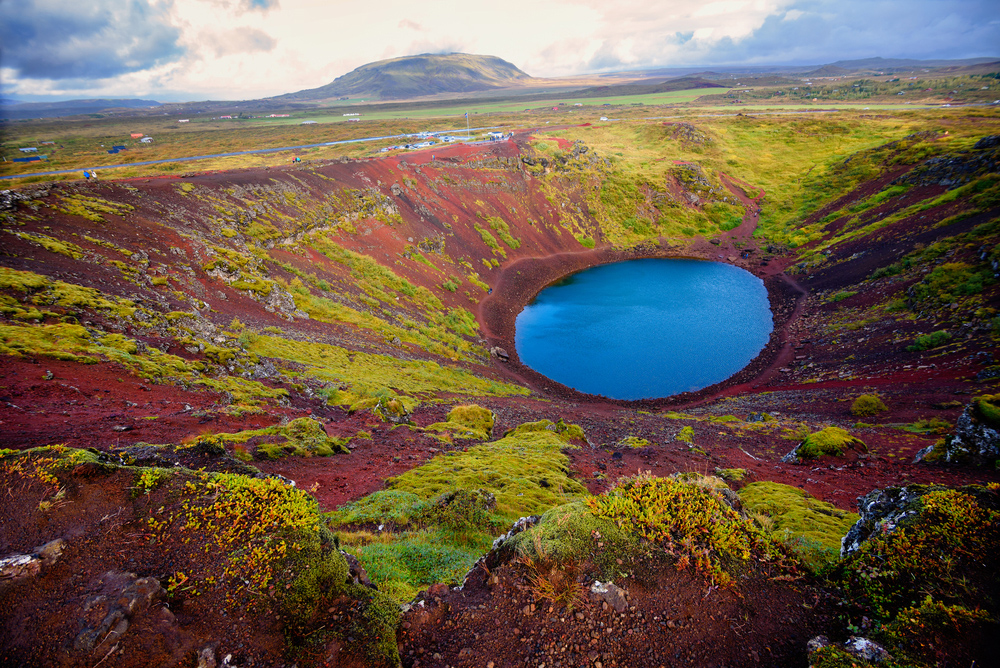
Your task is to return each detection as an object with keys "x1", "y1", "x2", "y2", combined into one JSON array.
[
  {"x1": 916, "y1": 395, "x2": 1000, "y2": 466},
  {"x1": 783, "y1": 426, "x2": 867, "y2": 462},
  {"x1": 834, "y1": 484, "x2": 1000, "y2": 620}
]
